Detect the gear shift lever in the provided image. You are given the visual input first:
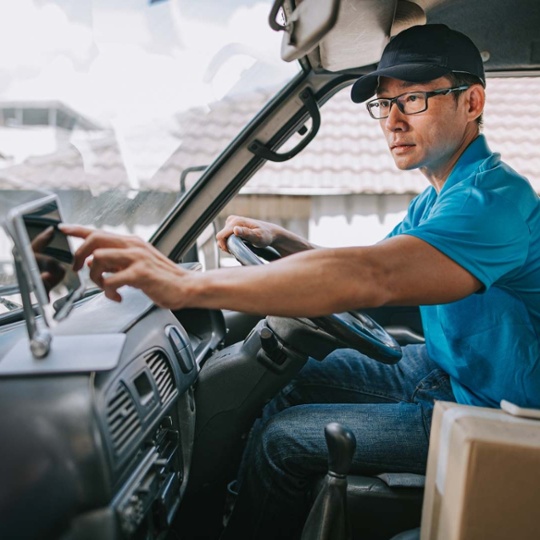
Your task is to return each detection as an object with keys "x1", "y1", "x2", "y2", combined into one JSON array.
[
  {"x1": 325, "y1": 422, "x2": 356, "y2": 476},
  {"x1": 300, "y1": 422, "x2": 356, "y2": 540}
]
